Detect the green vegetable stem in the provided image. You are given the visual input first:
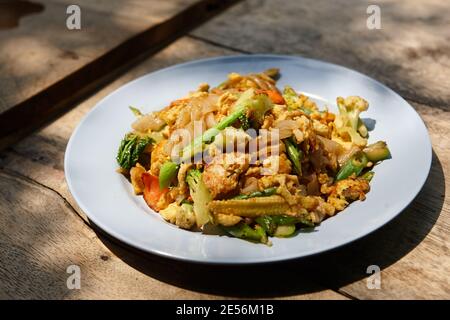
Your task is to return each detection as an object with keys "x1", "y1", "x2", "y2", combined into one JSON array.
[
  {"x1": 335, "y1": 151, "x2": 368, "y2": 181},
  {"x1": 284, "y1": 137, "x2": 302, "y2": 176},
  {"x1": 233, "y1": 187, "x2": 277, "y2": 200}
]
